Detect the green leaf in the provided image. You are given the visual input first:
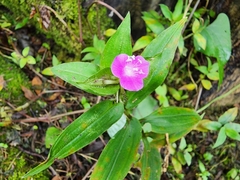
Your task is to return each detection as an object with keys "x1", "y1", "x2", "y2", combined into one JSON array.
[
  {"x1": 81, "y1": 68, "x2": 119, "y2": 95},
  {"x1": 19, "y1": 57, "x2": 28, "y2": 68},
  {"x1": 196, "y1": 66, "x2": 208, "y2": 75},
  {"x1": 155, "y1": 84, "x2": 169, "y2": 107},
  {"x1": 100, "y1": 13, "x2": 132, "y2": 69},
  {"x1": 142, "y1": 16, "x2": 164, "y2": 35},
  {"x1": 104, "y1": 28, "x2": 116, "y2": 37},
  {"x1": 15, "y1": 17, "x2": 29, "y2": 30},
  {"x1": 133, "y1": 95, "x2": 158, "y2": 119},
  {"x1": 141, "y1": 106, "x2": 200, "y2": 145},
  {"x1": 81, "y1": 47, "x2": 99, "y2": 54},
  {"x1": 133, "y1": 36, "x2": 153, "y2": 52},
  {"x1": 90, "y1": 118, "x2": 142, "y2": 180},
  {"x1": 194, "y1": 33, "x2": 206, "y2": 50},
  {"x1": 198, "y1": 160, "x2": 206, "y2": 172},
  {"x1": 45, "y1": 127, "x2": 62, "y2": 148},
  {"x1": 11, "y1": 51, "x2": 21, "y2": 60},
  {"x1": 42, "y1": 42, "x2": 50, "y2": 50},
  {"x1": 52, "y1": 62, "x2": 103, "y2": 94},
  {"x1": 160, "y1": 4, "x2": 173, "y2": 21},
  {"x1": 22, "y1": 47, "x2": 30, "y2": 57},
  {"x1": 168, "y1": 87, "x2": 181, "y2": 101},
  {"x1": 172, "y1": 0, "x2": 183, "y2": 21},
  {"x1": 52, "y1": 55, "x2": 60, "y2": 66},
  {"x1": 179, "y1": 137, "x2": 187, "y2": 150},
  {"x1": 225, "y1": 127, "x2": 240, "y2": 141},
  {"x1": 195, "y1": 119, "x2": 222, "y2": 131},
  {"x1": 0, "y1": 22, "x2": 11, "y2": 28},
  {"x1": 224, "y1": 123, "x2": 240, "y2": 133},
  {"x1": 27, "y1": 56, "x2": 36, "y2": 64},
  {"x1": 201, "y1": 79, "x2": 212, "y2": 90},
  {"x1": 42, "y1": 67, "x2": 54, "y2": 76},
  {"x1": 126, "y1": 18, "x2": 186, "y2": 109},
  {"x1": 192, "y1": 19, "x2": 200, "y2": 33},
  {"x1": 141, "y1": 138, "x2": 161, "y2": 180},
  {"x1": 172, "y1": 156, "x2": 182, "y2": 173},
  {"x1": 184, "y1": 151, "x2": 192, "y2": 166},
  {"x1": 213, "y1": 126, "x2": 227, "y2": 148},
  {"x1": 82, "y1": 53, "x2": 97, "y2": 61},
  {"x1": 178, "y1": 35, "x2": 185, "y2": 55},
  {"x1": 51, "y1": 63, "x2": 99, "y2": 82},
  {"x1": 218, "y1": 107, "x2": 238, "y2": 124},
  {"x1": 203, "y1": 152, "x2": 213, "y2": 161},
  {"x1": 93, "y1": 35, "x2": 105, "y2": 52},
  {"x1": 80, "y1": 96, "x2": 91, "y2": 109},
  {"x1": 107, "y1": 114, "x2": 126, "y2": 138},
  {"x1": 207, "y1": 71, "x2": 219, "y2": 80},
  {"x1": 23, "y1": 100, "x2": 124, "y2": 177},
  {"x1": 226, "y1": 168, "x2": 239, "y2": 179},
  {"x1": 197, "y1": 13, "x2": 231, "y2": 85},
  {"x1": 177, "y1": 151, "x2": 186, "y2": 165}
]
